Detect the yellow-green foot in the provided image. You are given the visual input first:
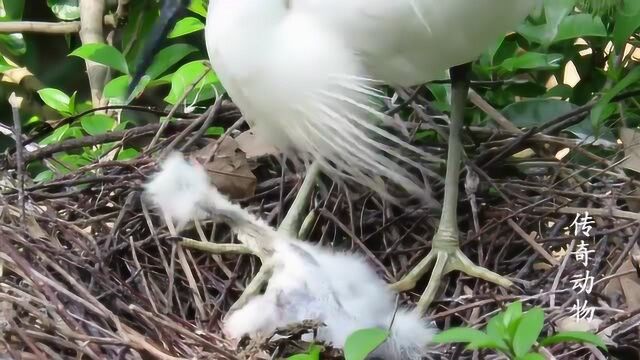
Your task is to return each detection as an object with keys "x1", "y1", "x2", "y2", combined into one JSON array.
[{"x1": 391, "y1": 246, "x2": 513, "y2": 314}]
